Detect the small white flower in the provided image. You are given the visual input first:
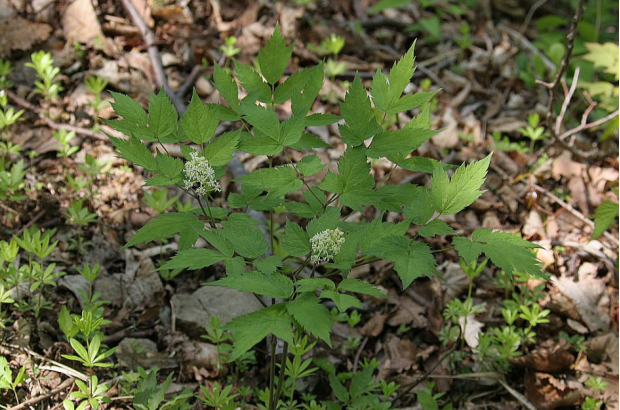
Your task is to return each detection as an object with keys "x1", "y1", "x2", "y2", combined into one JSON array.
[
  {"x1": 310, "y1": 228, "x2": 345, "y2": 264},
  {"x1": 183, "y1": 151, "x2": 221, "y2": 195}
]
